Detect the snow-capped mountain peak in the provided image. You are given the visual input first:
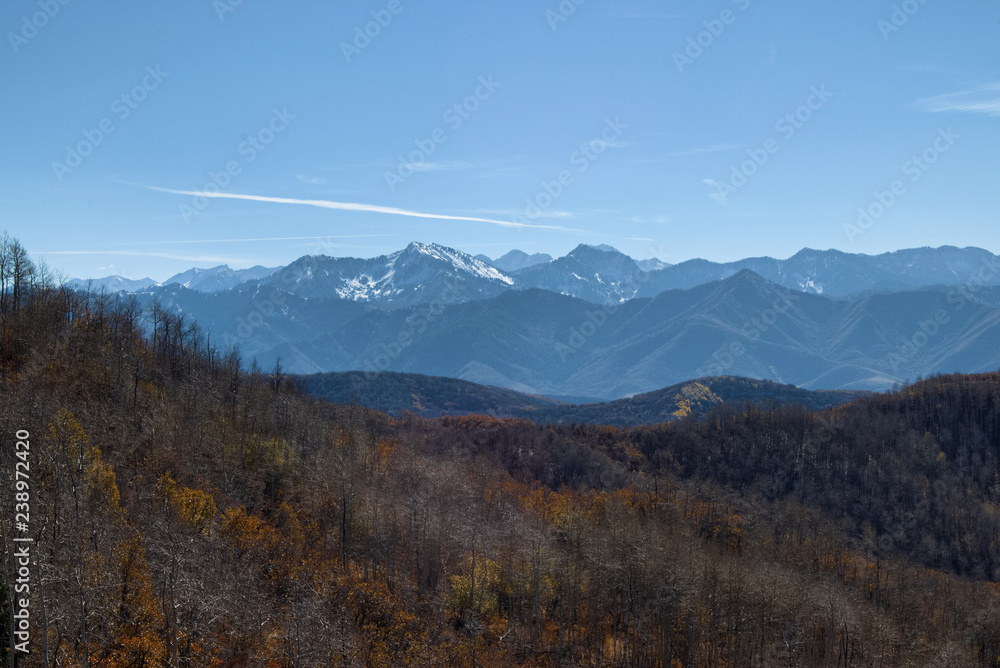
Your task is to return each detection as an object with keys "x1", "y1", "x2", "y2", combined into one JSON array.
[
  {"x1": 260, "y1": 242, "x2": 518, "y2": 306},
  {"x1": 392, "y1": 242, "x2": 515, "y2": 285}
]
